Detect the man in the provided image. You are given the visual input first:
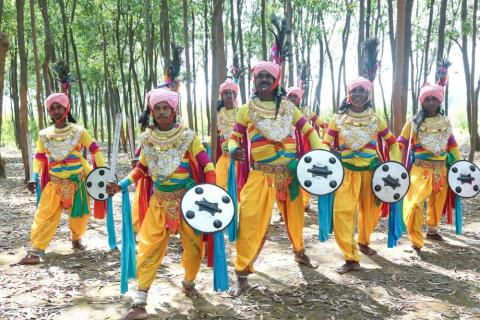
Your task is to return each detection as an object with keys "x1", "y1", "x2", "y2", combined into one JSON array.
[
  {"x1": 322, "y1": 77, "x2": 399, "y2": 274},
  {"x1": 16, "y1": 92, "x2": 105, "y2": 265},
  {"x1": 107, "y1": 88, "x2": 216, "y2": 320},
  {"x1": 399, "y1": 83, "x2": 461, "y2": 257},
  {"x1": 227, "y1": 61, "x2": 322, "y2": 296}
]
